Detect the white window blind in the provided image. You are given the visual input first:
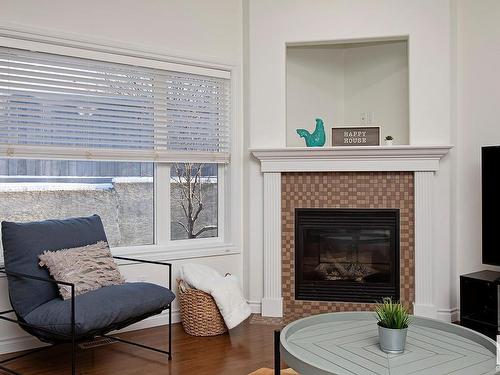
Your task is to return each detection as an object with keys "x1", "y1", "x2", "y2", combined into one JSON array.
[{"x1": 0, "y1": 46, "x2": 231, "y2": 163}]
